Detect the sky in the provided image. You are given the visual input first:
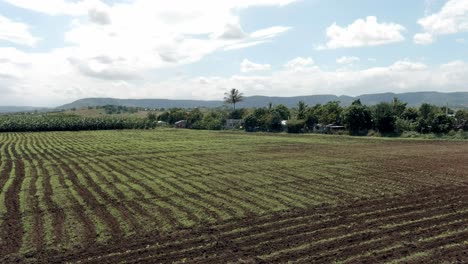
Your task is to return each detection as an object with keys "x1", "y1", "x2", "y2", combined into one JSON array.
[{"x1": 0, "y1": 0, "x2": 467, "y2": 106}]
